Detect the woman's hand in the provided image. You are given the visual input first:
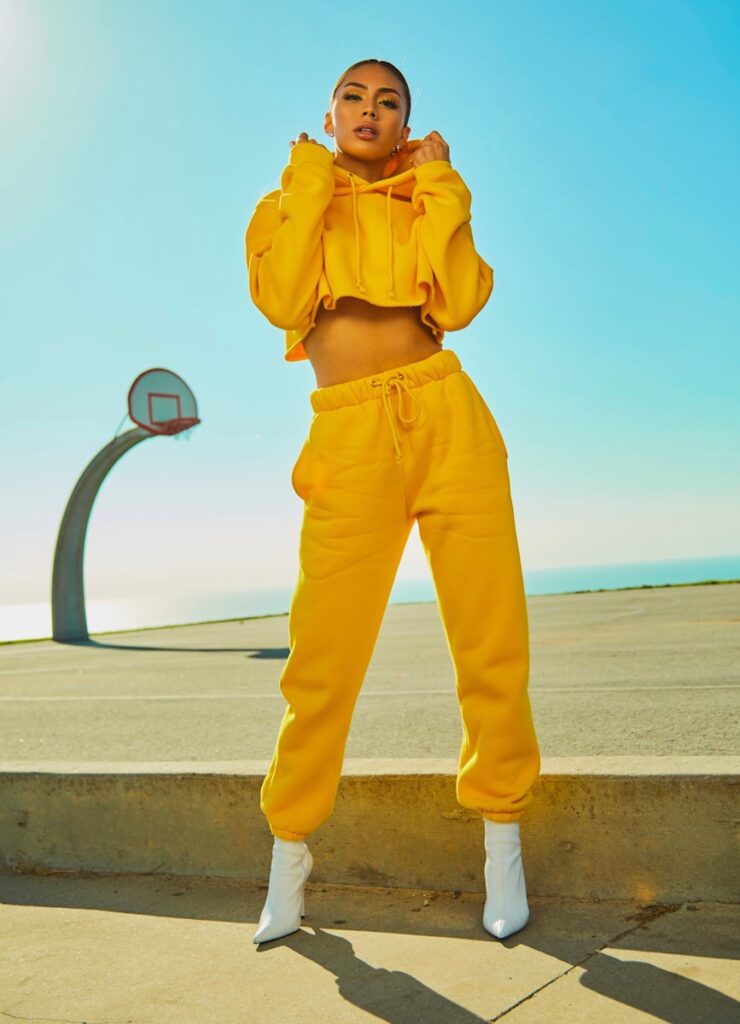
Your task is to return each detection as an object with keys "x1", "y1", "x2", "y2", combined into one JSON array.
[
  {"x1": 289, "y1": 131, "x2": 332, "y2": 155},
  {"x1": 386, "y1": 144, "x2": 417, "y2": 175},
  {"x1": 413, "y1": 131, "x2": 450, "y2": 167},
  {"x1": 387, "y1": 131, "x2": 451, "y2": 175}
]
